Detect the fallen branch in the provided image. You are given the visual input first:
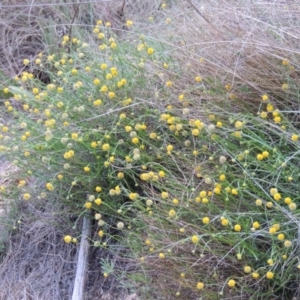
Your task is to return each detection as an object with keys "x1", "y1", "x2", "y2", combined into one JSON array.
[{"x1": 72, "y1": 215, "x2": 92, "y2": 300}]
